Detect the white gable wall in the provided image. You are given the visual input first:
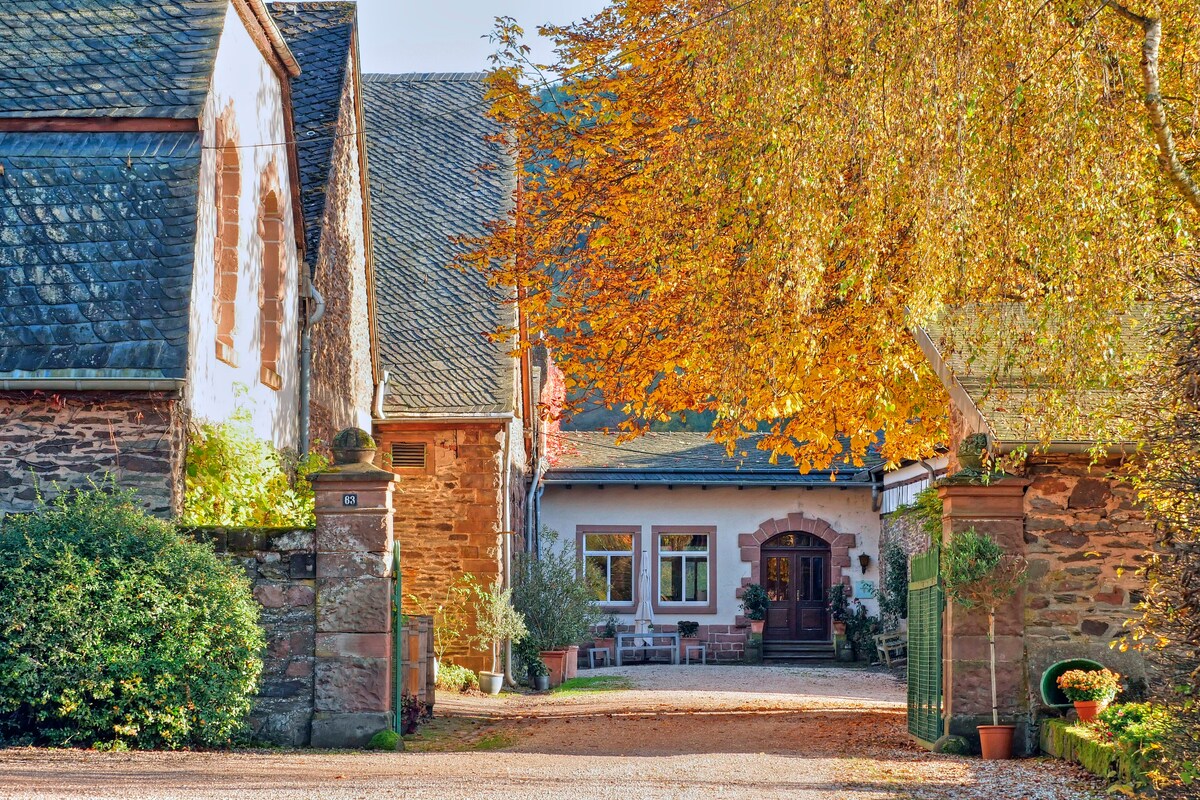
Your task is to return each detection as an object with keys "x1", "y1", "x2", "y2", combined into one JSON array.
[
  {"x1": 186, "y1": 1, "x2": 301, "y2": 449},
  {"x1": 541, "y1": 484, "x2": 882, "y2": 627}
]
